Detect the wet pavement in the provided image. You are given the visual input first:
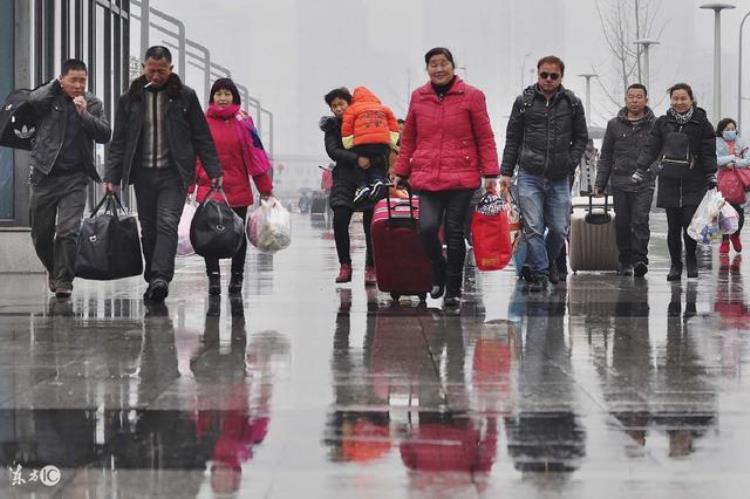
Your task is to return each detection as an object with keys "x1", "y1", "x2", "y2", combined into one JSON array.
[{"x1": 1, "y1": 212, "x2": 750, "y2": 497}]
